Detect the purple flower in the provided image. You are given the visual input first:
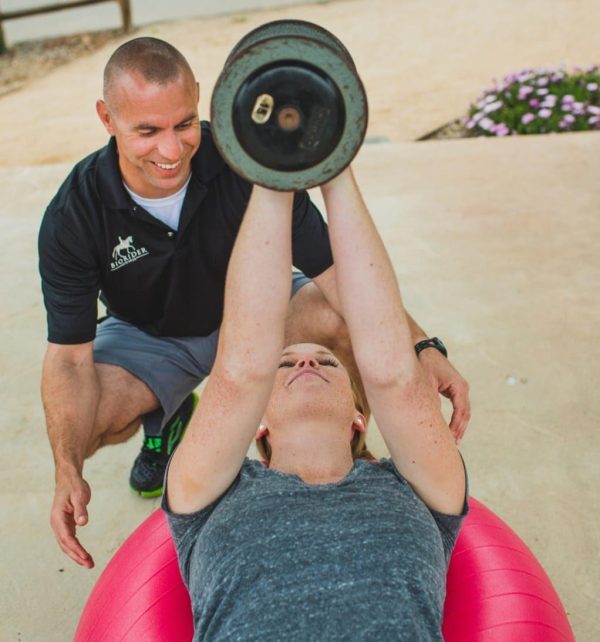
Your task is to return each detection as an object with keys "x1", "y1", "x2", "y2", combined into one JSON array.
[
  {"x1": 483, "y1": 100, "x2": 503, "y2": 114},
  {"x1": 562, "y1": 103, "x2": 572, "y2": 112},
  {"x1": 479, "y1": 117, "x2": 494, "y2": 131},
  {"x1": 494, "y1": 124, "x2": 510, "y2": 137},
  {"x1": 529, "y1": 98, "x2": 540, "y2": 108},
  {"x1": 572, "y1": 102, "x2": 585, "y2": 115},
  {"x1": 537, "y1": 77, "x2": 549, "y2": 86},
  {"x1": 588, "y1": 115, "x2": 600, "y2": 126},
  {"x1": 562, "y1": 94, "x2": 575, "y2": 103},
  {"x1": 541, "y1": 95, "x2": 558, "y2": 107},
  {"x1": 521, "y1": 113, "x2": 535, "y2": 124},
  {"x1": 538, "y1": 108, "x2": 552, "y2": 118},
  {"x1": 536, "y1": 88, "x2": 549, "y2": 96},
  {"x1": 518, "y1": 86, "x2": 534, "y2": 100},
  {"x1": 563, "y1": 114, "x2": 576, "y2": 123},
  {"x1": 587, "y1": 82, "x2": 599, "y2": 91},
  {"x1": 517, "y1": 71, "x2": 534, "y2": 83},
  {"x1": 587, "y1": 105, "x2": 600, "y2": 115}
]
